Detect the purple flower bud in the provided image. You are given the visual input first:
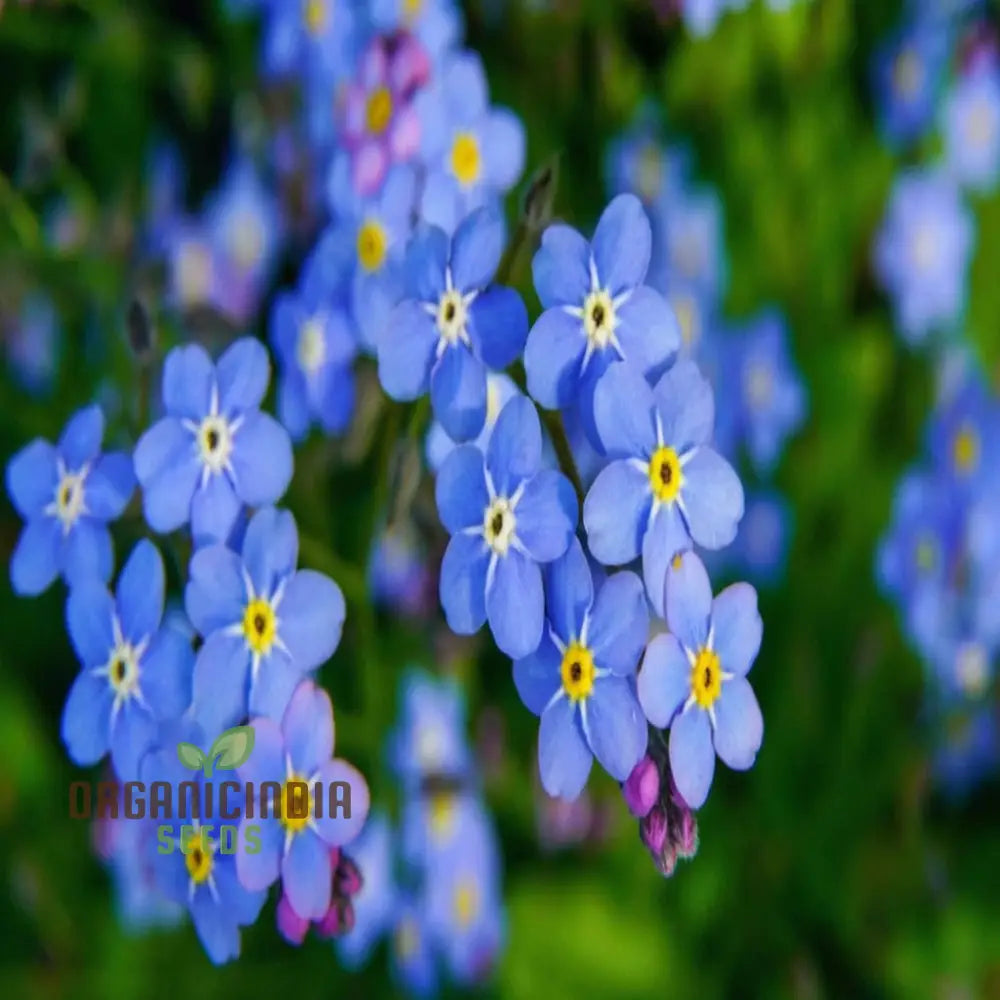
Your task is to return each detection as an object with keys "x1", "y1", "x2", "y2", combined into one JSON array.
[
  {"x1": 675, "y1": 806, "x2": 699, "y2": 859},
  {"x1": 335, "y1": 852, "x2": 363, "y2": 897},
  {"x1": 623, "y1": 755, "x2": 660, "y2": 818},
  {"x1": 276, "y1": 894, "x2": 309, "y2": 946},
  {"x1": 640, "y1": 804, "x2": 668, "y2": 855}
]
